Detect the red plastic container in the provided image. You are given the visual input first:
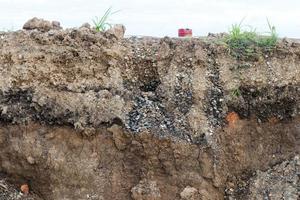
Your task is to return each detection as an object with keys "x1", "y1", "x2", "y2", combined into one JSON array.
[{"x1": 178, "y1": 28, "x2": 192, "y2": 37}]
